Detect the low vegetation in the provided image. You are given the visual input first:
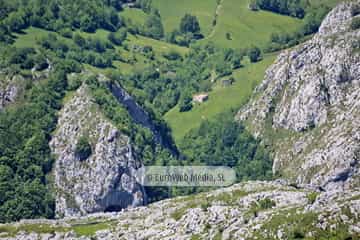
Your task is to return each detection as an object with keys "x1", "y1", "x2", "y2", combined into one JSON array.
[
  {"x1": 75, "y1": 136, "x2": 92, "y2": 161},
  {"x1": 179, "y1": 112, "x2": 273, "y2": 183},
  {"x1": 351, "y1": 17, "x2": 360, "y2": 30}
]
